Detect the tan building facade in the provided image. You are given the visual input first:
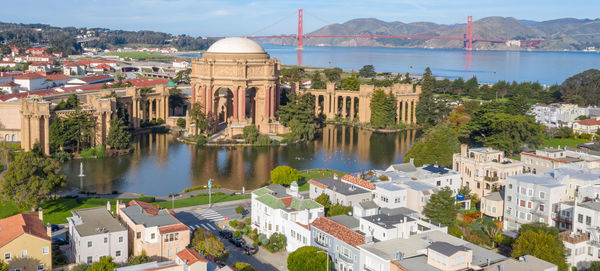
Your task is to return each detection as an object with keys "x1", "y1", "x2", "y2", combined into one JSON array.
[
  {"x1": 302, "y1": 82, "x2": 420, "y2": 124},
  {"x1": 0, "y1": 213, "x2": 52, "y2": 271},
  {"x1": 190, "y1": 37, "x2": 286, "y2": 135},
  {"x1": 453, "y1": 144, "x2": 524, "y2": 197},
  {"x1": 481, "y1": 191, "x2": 504, "y2": 220}
]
